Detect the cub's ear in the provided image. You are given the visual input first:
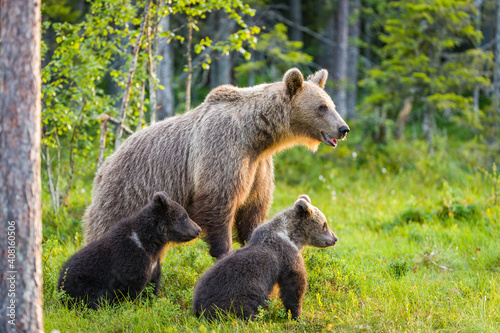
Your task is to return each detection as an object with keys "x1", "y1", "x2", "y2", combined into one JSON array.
[
  {"x1": 307, "y1": 69, "x2": 328, "y2": 89},
  {"x1": 294, "y1": 198, "x2": 312, "y2": 216},
  {"x1": 298, "y1": 194, "x2": 311, "y2": 204},
  {"x1": 283, "y1": 68, "x2": 304, "y2": 96},
  {"x1": 153, "y1": 191, "x2": 170, "y2": 207}
]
